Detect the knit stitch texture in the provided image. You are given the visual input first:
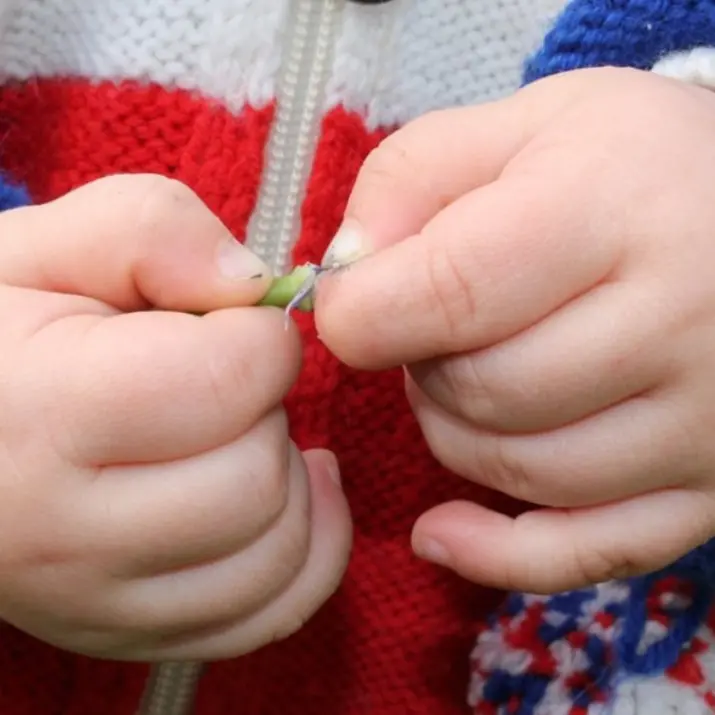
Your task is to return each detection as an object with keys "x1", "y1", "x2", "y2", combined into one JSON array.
[
  {"x1": 0, "y1": 2, "x2": 714, "y2": 715},
  {"x1": 525, "y1": 0, "x2": 715, "y2": 82}
]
